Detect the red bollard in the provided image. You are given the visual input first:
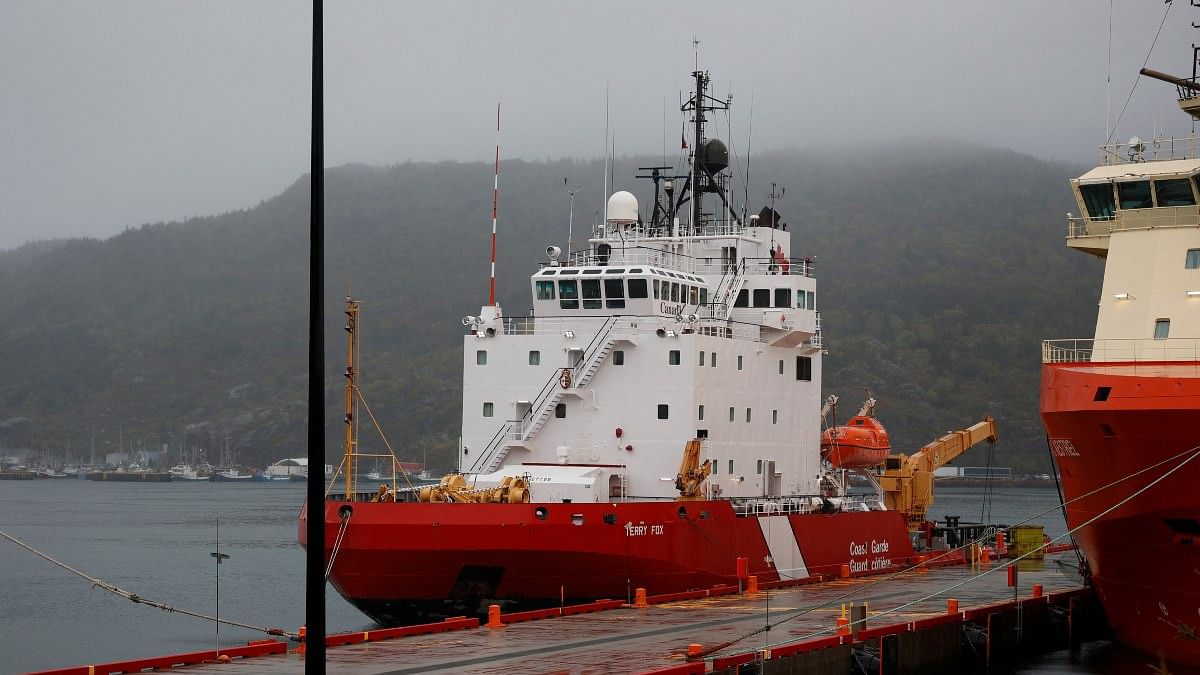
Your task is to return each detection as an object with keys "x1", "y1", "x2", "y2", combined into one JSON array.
[
  {"x1": 836, "y1": 616, "x2": 850, "y2": 636},
  {"x1": 633, "y1": 587, "x2": 648, "y2": 608},
  {"x1": 1032, "y1": 584, "x2": 1044, "y2": 598},
  {"x1": 840, "y1": 563, "x2": 851, "y2": 578},
  {"x1": 486, "y1": 604, "x2": 502, "y2": 628},
  {"x1": 947, "y1": 598, "x2": 959, "y2": 614}
]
